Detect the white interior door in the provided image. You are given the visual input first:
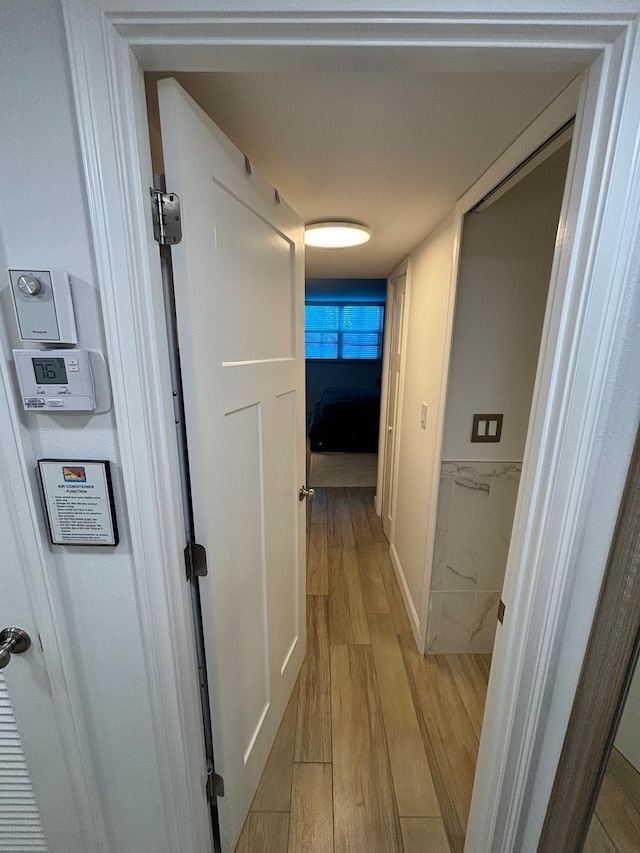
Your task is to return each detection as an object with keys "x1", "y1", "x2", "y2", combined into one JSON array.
[
  {"x1": 382, "y1": 272, "x2": 407, "y2": 539},
  {"x1": 158, "y1": 79, "x2": 306, "y2": 852},
  {"x1": 0, "y1": 465, "x2": 88, "y2": 852}
]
